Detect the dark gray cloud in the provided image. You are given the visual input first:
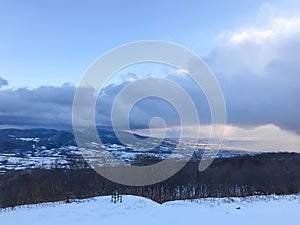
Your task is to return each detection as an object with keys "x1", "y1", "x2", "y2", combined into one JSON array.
[
  {"x1": 0, "y1": 76, "x2": 8, "y2": 88},
  {"x1": 96, "y1": 77, "x2": 210, "y2": 130},
  {"x1": 0, "y1": 76, "x2": 210, "y2": 130},
  {"x1": 0, "y1": 83, "x2": 75, "y2": 128},
  {"x1": 0, "y1": 59, "x2": 299, "y2": 134}
]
